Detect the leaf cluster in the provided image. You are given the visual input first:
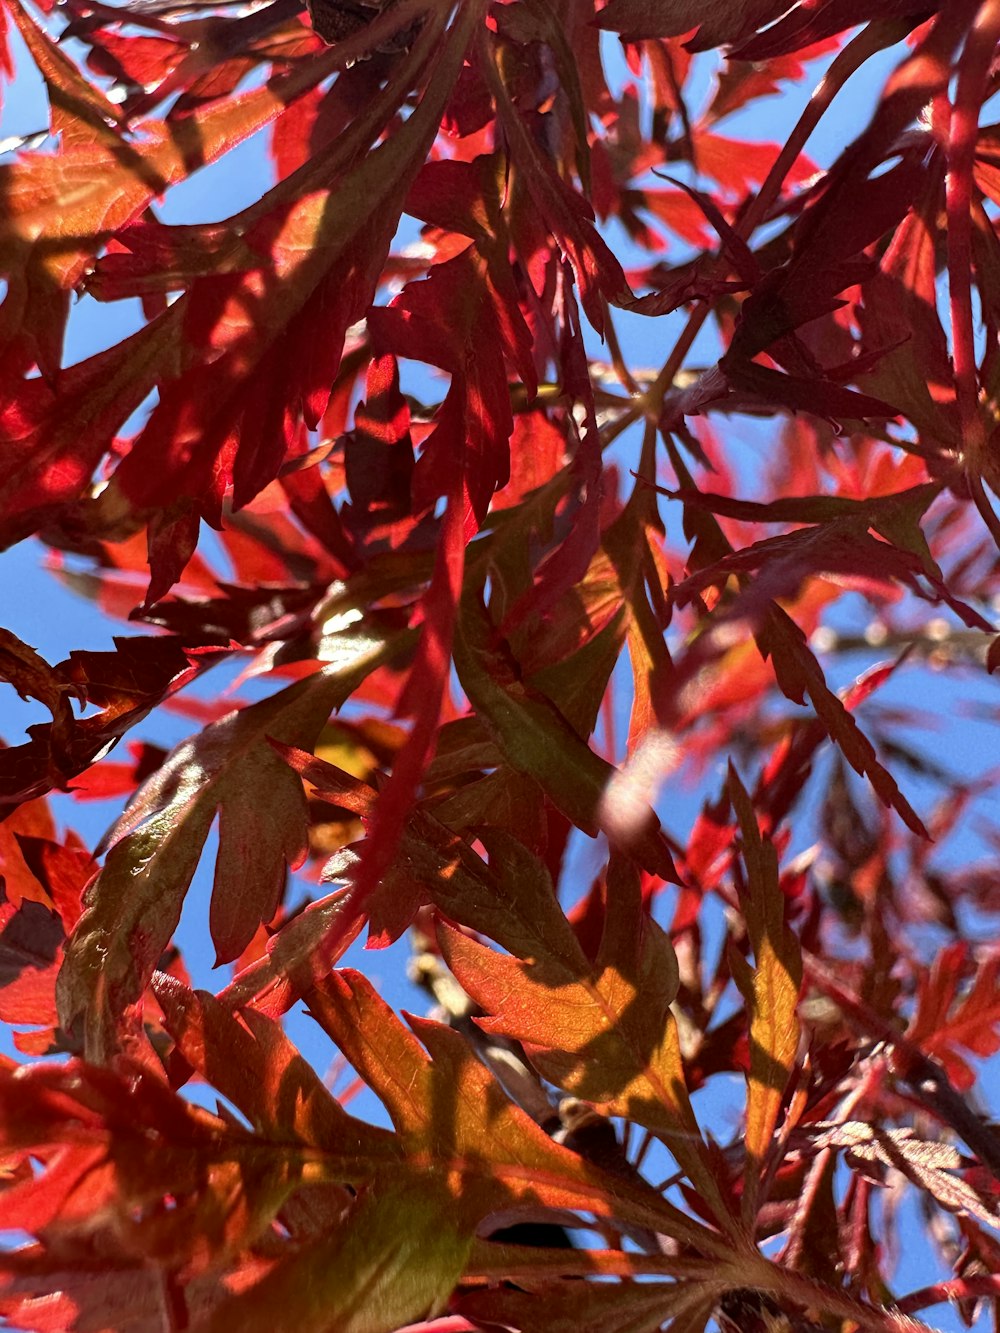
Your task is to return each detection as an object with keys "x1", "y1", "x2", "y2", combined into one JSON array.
[{"x1": 1, "y1": 1, "x2": 1000, "y2": 1330}]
